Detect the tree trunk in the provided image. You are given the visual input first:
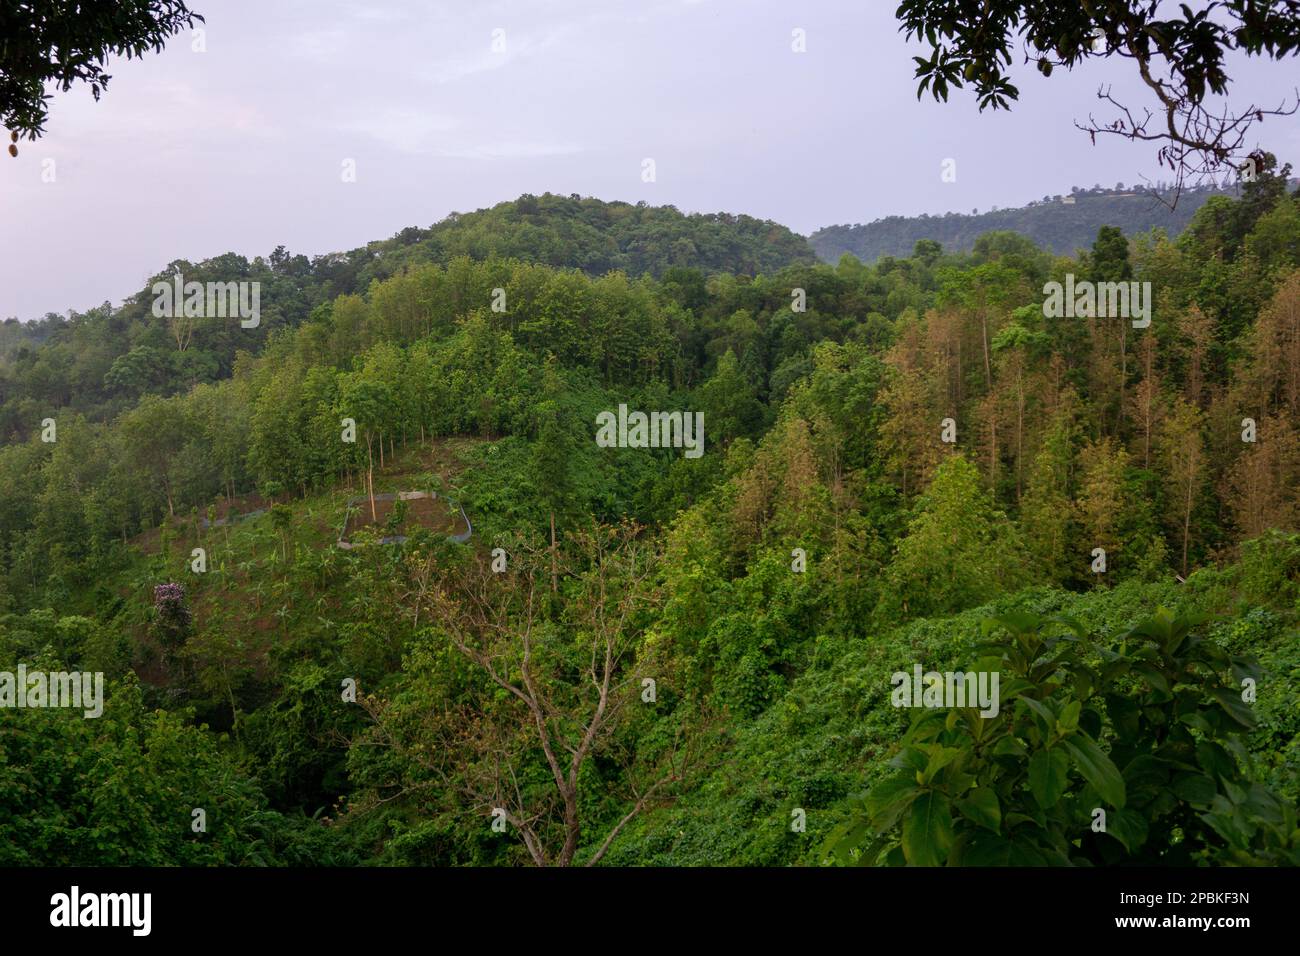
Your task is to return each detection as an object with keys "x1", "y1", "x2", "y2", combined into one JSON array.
[
  {"x1": 1015, "y1": 374, "x2": 1024, "y2": 501},
  {"x1": 1119, "y1": 324, "x2": 1128, "y2": 431},
  {"x1": 558, "y1": 790, "x2": 580, "y2": 866},
  {"x1": 981, "y1": 313, "x2": 992, "y2": 388},
  {"x1": 367, "y1": 437, "x2": 377, "y2": 522}
]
